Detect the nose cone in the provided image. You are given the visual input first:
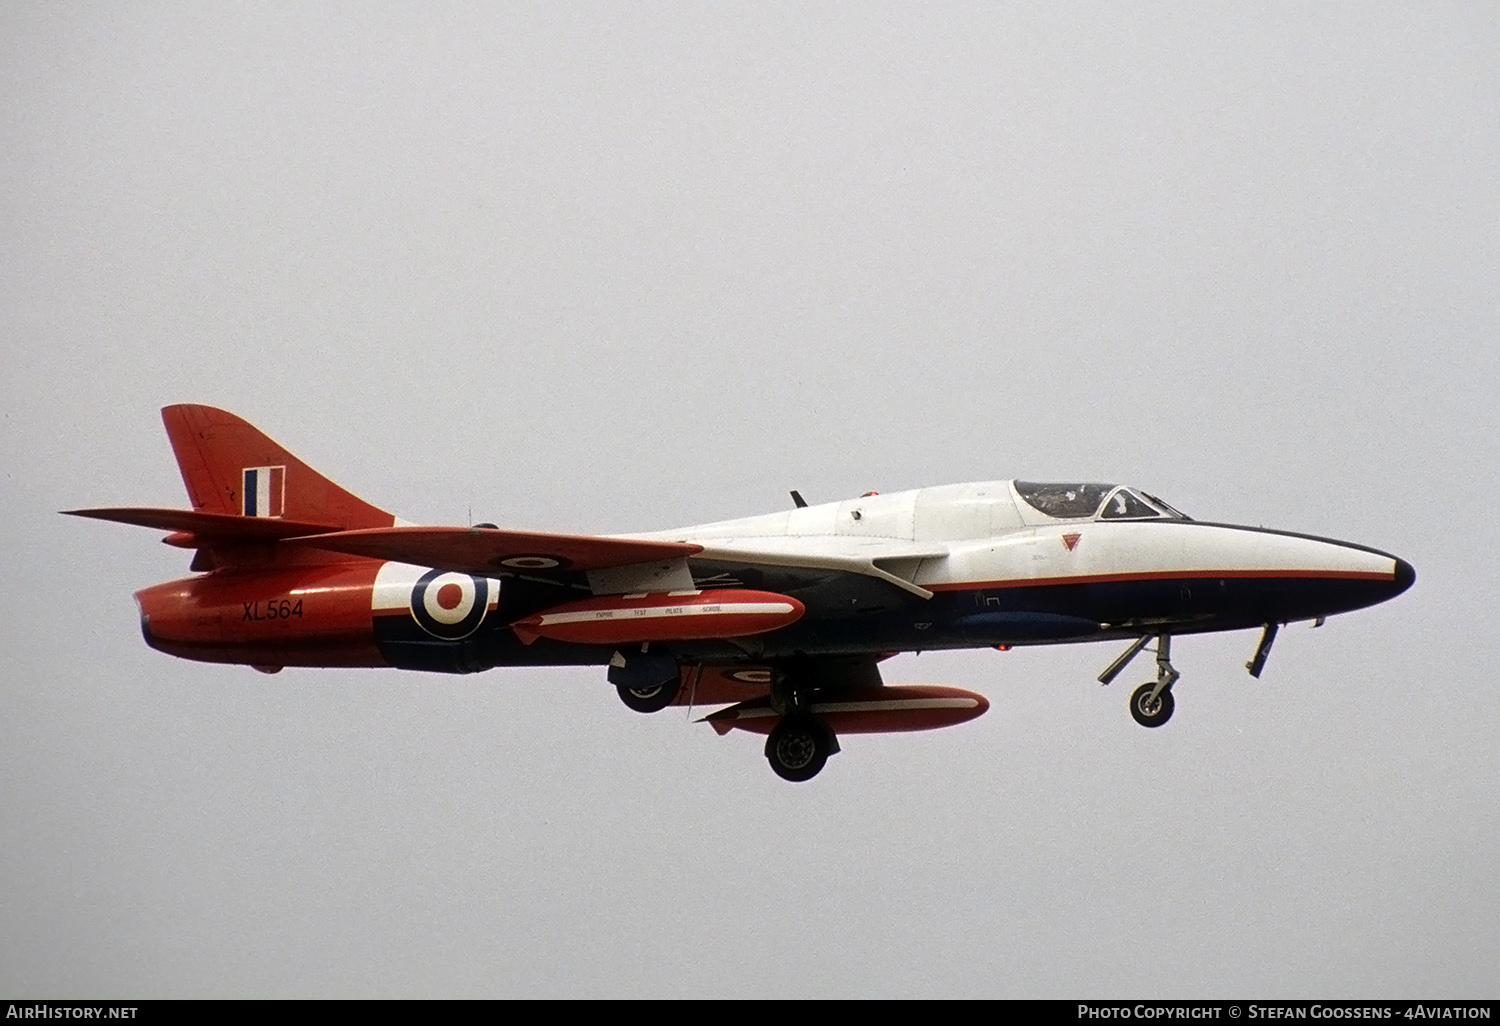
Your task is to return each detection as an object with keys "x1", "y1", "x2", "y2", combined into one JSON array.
[
  {"x1": 1311, "y1": 543, "x2": 1414, "y2": 617},
  {"x1": 1182, "y1": 523, "x2": 1415, "y2": 623},
  {"x1": 1314, "y1": 543, "x2": 1415, "y2": 615},
  {"x1": 1391, "y1": 557, "x2": 1416, "y2": 598}
]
